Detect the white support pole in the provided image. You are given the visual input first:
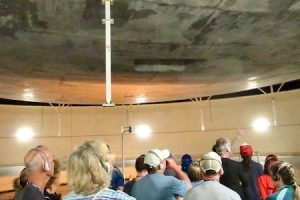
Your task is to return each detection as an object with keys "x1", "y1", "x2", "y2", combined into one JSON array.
[
  {"x1": 102, "y1": 0, "x2": 114, "y2": 106},
  {"x1": 207, "y1": 96, "x2": 213, "y2": 121},
  {"x1": 58, "y1": 105, "x2": 62, "y2": 137},
  {"x1": 271, "y1": 98, "x2": 277, "y2": 126},
  {"x1": 200, "y1": 107, "x2": 205, "y2": 131},
  {"x1": 121, "y1": 126, "x2": 125, "y2": 176},
  {"x1": 49, "y1": 103, "x2": 70, "y2": 136}
]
